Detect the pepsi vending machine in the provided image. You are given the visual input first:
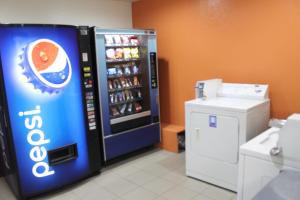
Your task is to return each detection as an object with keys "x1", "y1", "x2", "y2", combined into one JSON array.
[
  {"x1": 91, "y1": 28, "x2": 160, "y2": 161},
  {"x1": 0, "y1": 25, "x2": 102, "y2": 199}
]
